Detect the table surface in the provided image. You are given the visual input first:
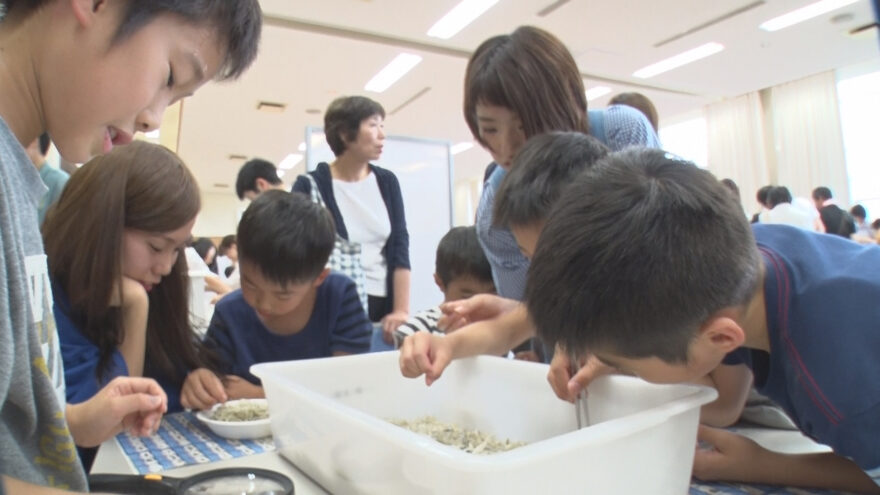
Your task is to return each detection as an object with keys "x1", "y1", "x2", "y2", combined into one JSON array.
[
  {"x1": 91, "y1": 436, "x2": 330, "y2": 494},
  {"x1": 91, "y1": 420, "x2": 832, "y2": 495}
]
